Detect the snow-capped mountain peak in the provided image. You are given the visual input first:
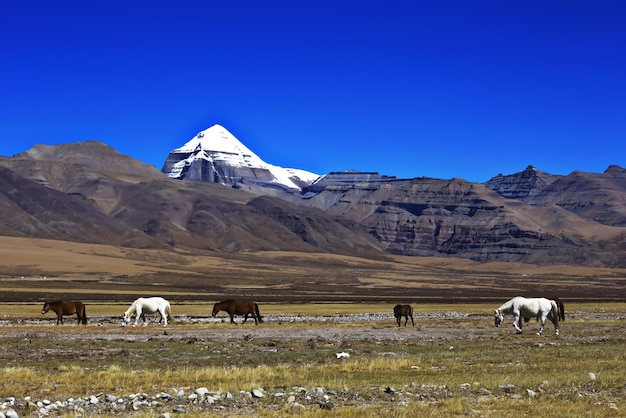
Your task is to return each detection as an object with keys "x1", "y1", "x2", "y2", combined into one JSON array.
[
  {"x1": 172, "y1": 124, "x2": 263, "y2": 165},
  {"x1": 161, "y1": 124, "x2": 319, "y2": 192}
]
